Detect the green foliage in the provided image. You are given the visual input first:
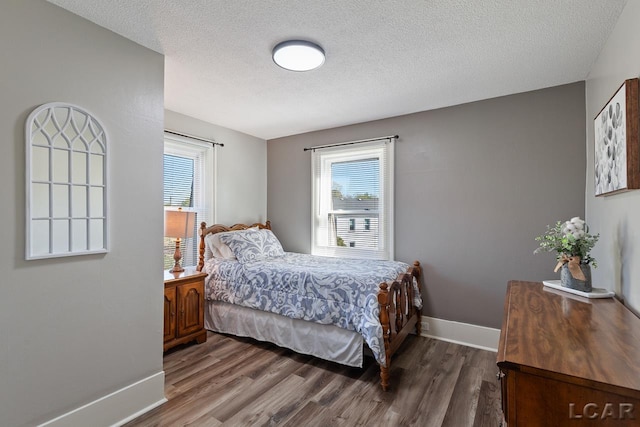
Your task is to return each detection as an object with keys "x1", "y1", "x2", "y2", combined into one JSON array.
[
  {"x1": 336, "y1": 236, "x2": 346, "y2": 247},
  {"x1": 354, "y1": 192, "x2": 375, "y2": 199},
  {"x1": 534, "y1": 219, "x2": 599, "y2": 267},
  {"x1": 332, "y1": 182, "x2": 343, "y2": 199}
]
